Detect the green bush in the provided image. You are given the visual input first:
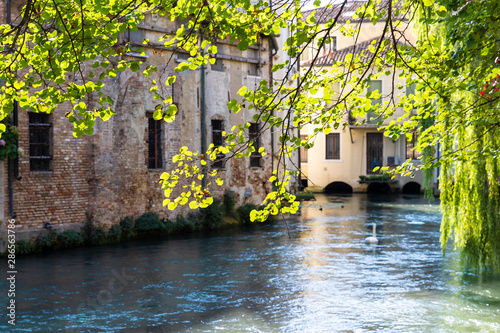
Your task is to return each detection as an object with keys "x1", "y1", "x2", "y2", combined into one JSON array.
[
  {"x1": 237, "y1": 203, "x2": 258, "y2": 225},
  {"x1": 173, "y1": 215, "x2": 199, "y2": 233},
  {"x1": 107, "y1": 224, "x2": 122, "y2": 243},
  {"x1": 199, "y1": 199, "x2": 223, "y2": 229},
  {"x1": 16, "y1": 240, "x2": 36, "y2": 255},
  {"x1": 359, "y1": 174, "x2": 392, "y2": 181},
  {"x1": 119, "y1": 216, "x2": 134, "y2": 238},
  {"x1": 223, "y1": 191, "x2": 236, "y2": 216},
  {"x1": 56, "y1": 230, "x2": 85, "y2": 249},
  {"x1": 296, "y1": 192, "x2": 315, "y2": 201},
  {"x1": 34, "y1": 231, "x2": 58, "y2": 251},
  {"x1": 134, "y1": 212, "x2": 164, "y2": 233},
  {"x1": 82, "y1": 220, "x2": 107, "y2": 245}
]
